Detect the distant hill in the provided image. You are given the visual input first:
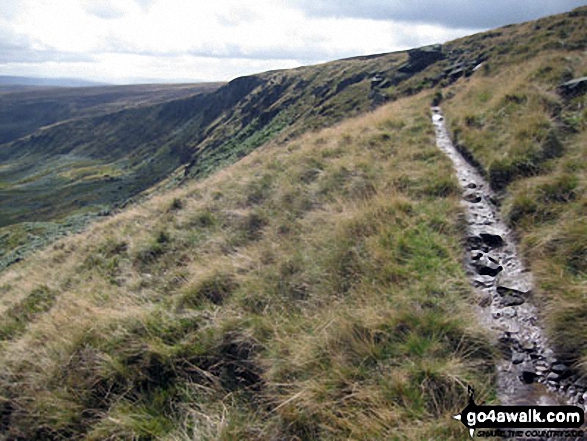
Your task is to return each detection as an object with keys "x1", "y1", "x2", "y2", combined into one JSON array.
[
  {"x1": 0, "y1": 75, "x2": 108, "y2": 89},
  {"x1": 0, "y1": 6, "x2": 586, "y2": 441}
]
